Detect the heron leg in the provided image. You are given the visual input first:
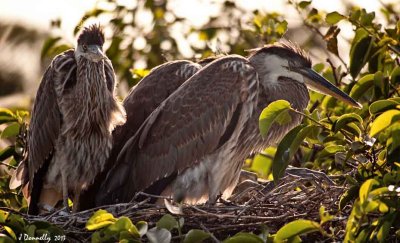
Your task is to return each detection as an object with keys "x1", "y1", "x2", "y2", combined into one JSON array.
[
  {"x1": 206, "y1": 178, "x2": 219, "y2": 205},
  {"x1": 72, "y1": 189, "x2": 81, "y2": 213},
  {"x1": 61, "y1": 171, "x2": 70, "y2": 213}
]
